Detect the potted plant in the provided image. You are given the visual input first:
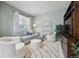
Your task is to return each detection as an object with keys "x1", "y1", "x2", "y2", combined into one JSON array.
[
  {"x1": 71, "y1": 42, "x2": 79, "y2": 57},
  {"x1": 55, "y1": 24, "x2": 64, "y2": 40}
]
